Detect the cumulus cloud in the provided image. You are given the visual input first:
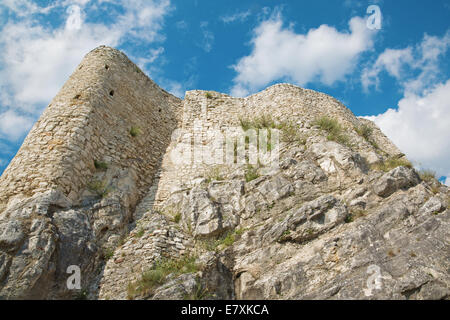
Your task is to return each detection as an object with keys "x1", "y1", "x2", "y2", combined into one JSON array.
[
  {"x1": 362, "y1": 31, "x2": 450, "y2": 93},
  {"x1": 366, "y1": 80, "x2": 450, "y2": 181},
  {"x1": 0, "y1": 110, "x2": 34, "y2": 141},
  {"x1": 361, "y1": 48, "x2": 414, "y2": 90},
  {"x1": 230, "y1": 13, "x2": 377, "y2": 97},
  {"x1": 364, "y1": 31, "x2": 450, "y2": 184},
  {"x1": 0, "y1": 0, "x2": 172, "y2": 140}
]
